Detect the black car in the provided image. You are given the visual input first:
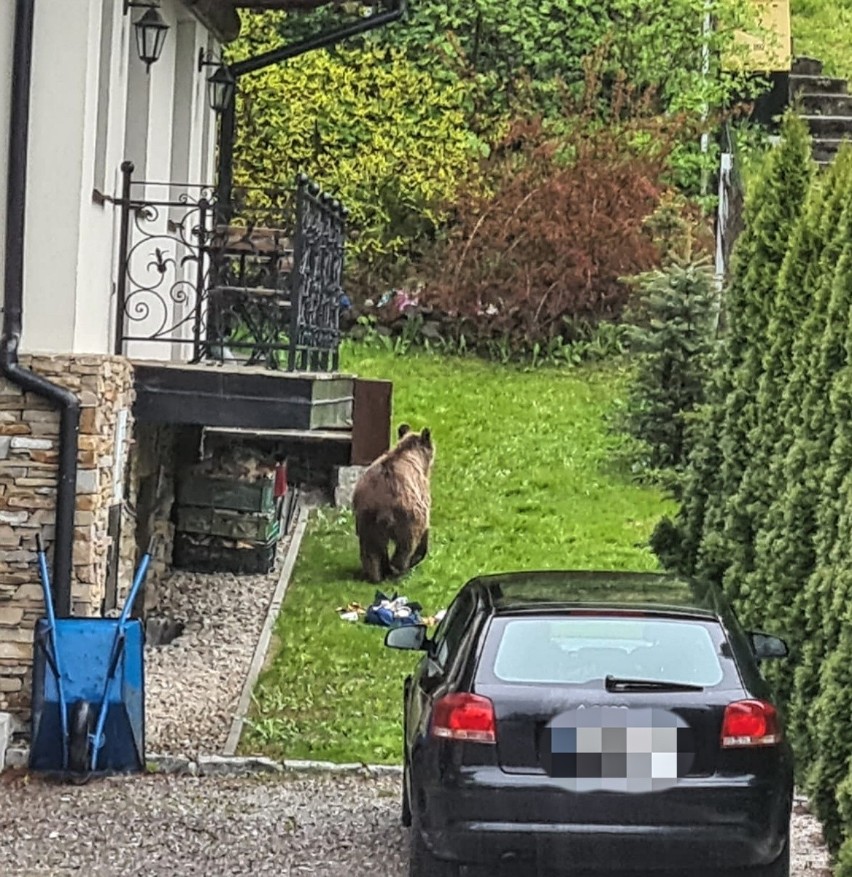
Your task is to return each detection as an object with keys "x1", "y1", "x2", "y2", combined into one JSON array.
[{"x1": 385, "y1": 570, "x2": 793, "y2": 877}]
